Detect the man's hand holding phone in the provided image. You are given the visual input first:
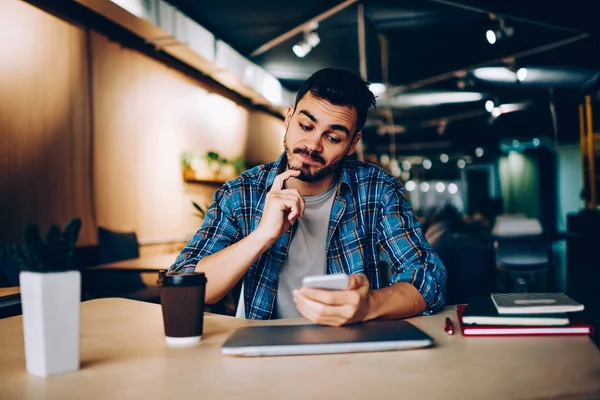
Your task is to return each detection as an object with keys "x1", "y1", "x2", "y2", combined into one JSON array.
[{"x1": 293, "y1": 273, "x2": 372, "y2": 326}]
